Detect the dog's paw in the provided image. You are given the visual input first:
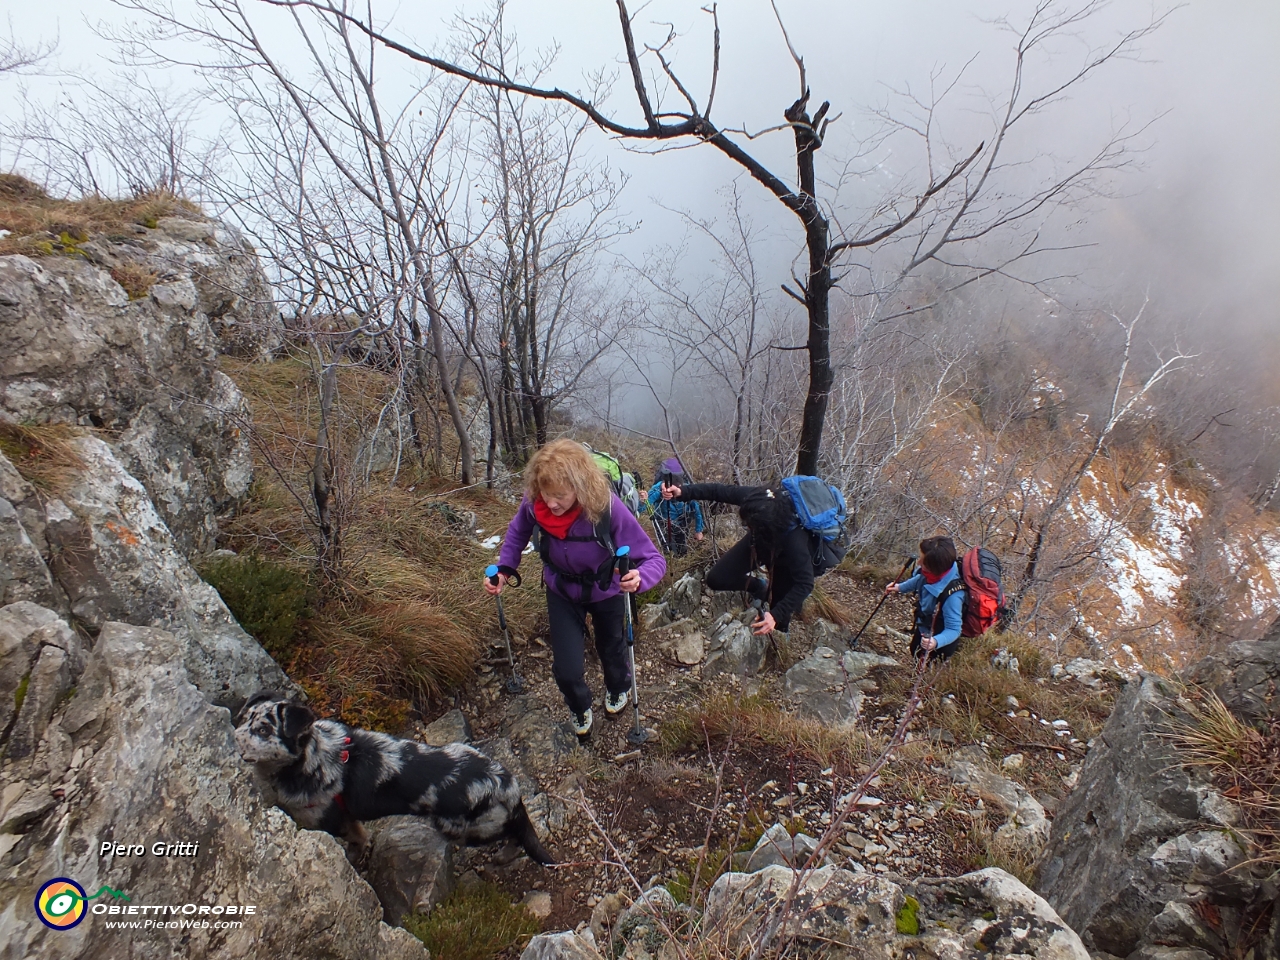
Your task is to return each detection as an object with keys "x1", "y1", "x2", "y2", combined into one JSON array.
[{"x1": 491, "y1": 841, "x2": 521, "y2": 866}]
